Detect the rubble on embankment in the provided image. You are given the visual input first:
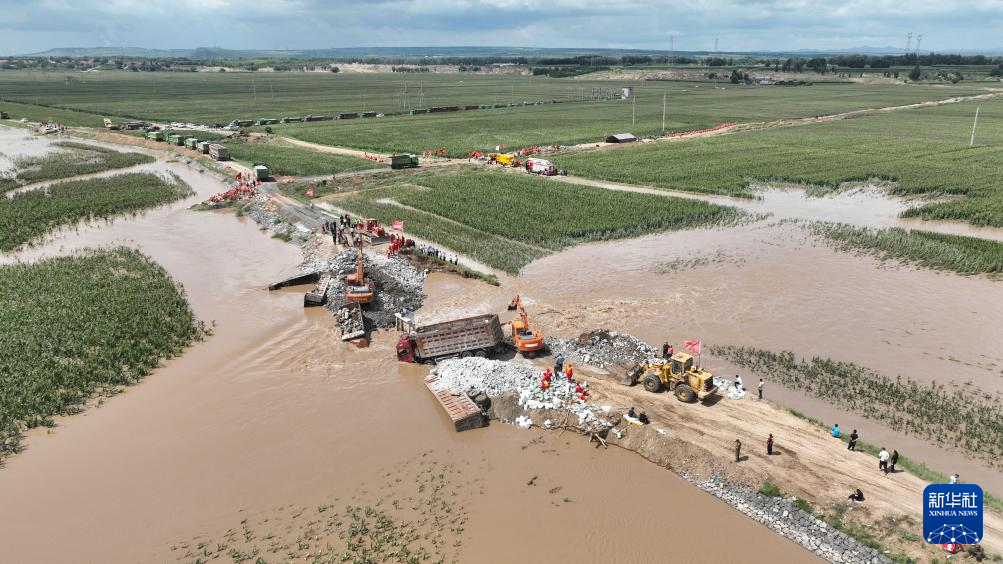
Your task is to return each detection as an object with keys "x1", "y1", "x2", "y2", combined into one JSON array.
[{"x1": 544, "y1": 329, "x2": 658, "y2": 370}]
